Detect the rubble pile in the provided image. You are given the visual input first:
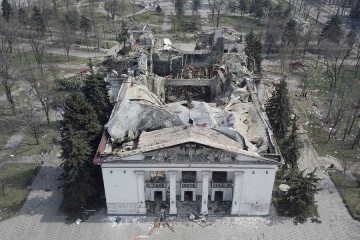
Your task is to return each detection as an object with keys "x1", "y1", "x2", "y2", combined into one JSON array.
[{"x1": 166, "y1": 85, "x2": 211, "y2": 103}]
